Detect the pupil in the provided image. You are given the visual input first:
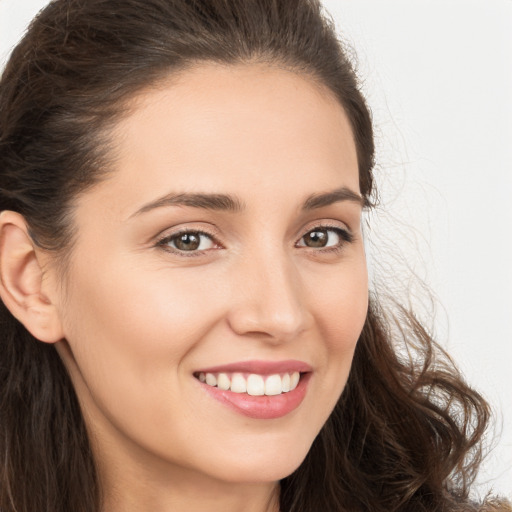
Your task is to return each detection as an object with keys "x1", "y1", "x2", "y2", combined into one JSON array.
[
  {"x1": 176, "y1": 233, "x2": 200, "y2": 251},
  {"x1": 306, "y1": 230, "x2": 327, "y2": 247}
]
